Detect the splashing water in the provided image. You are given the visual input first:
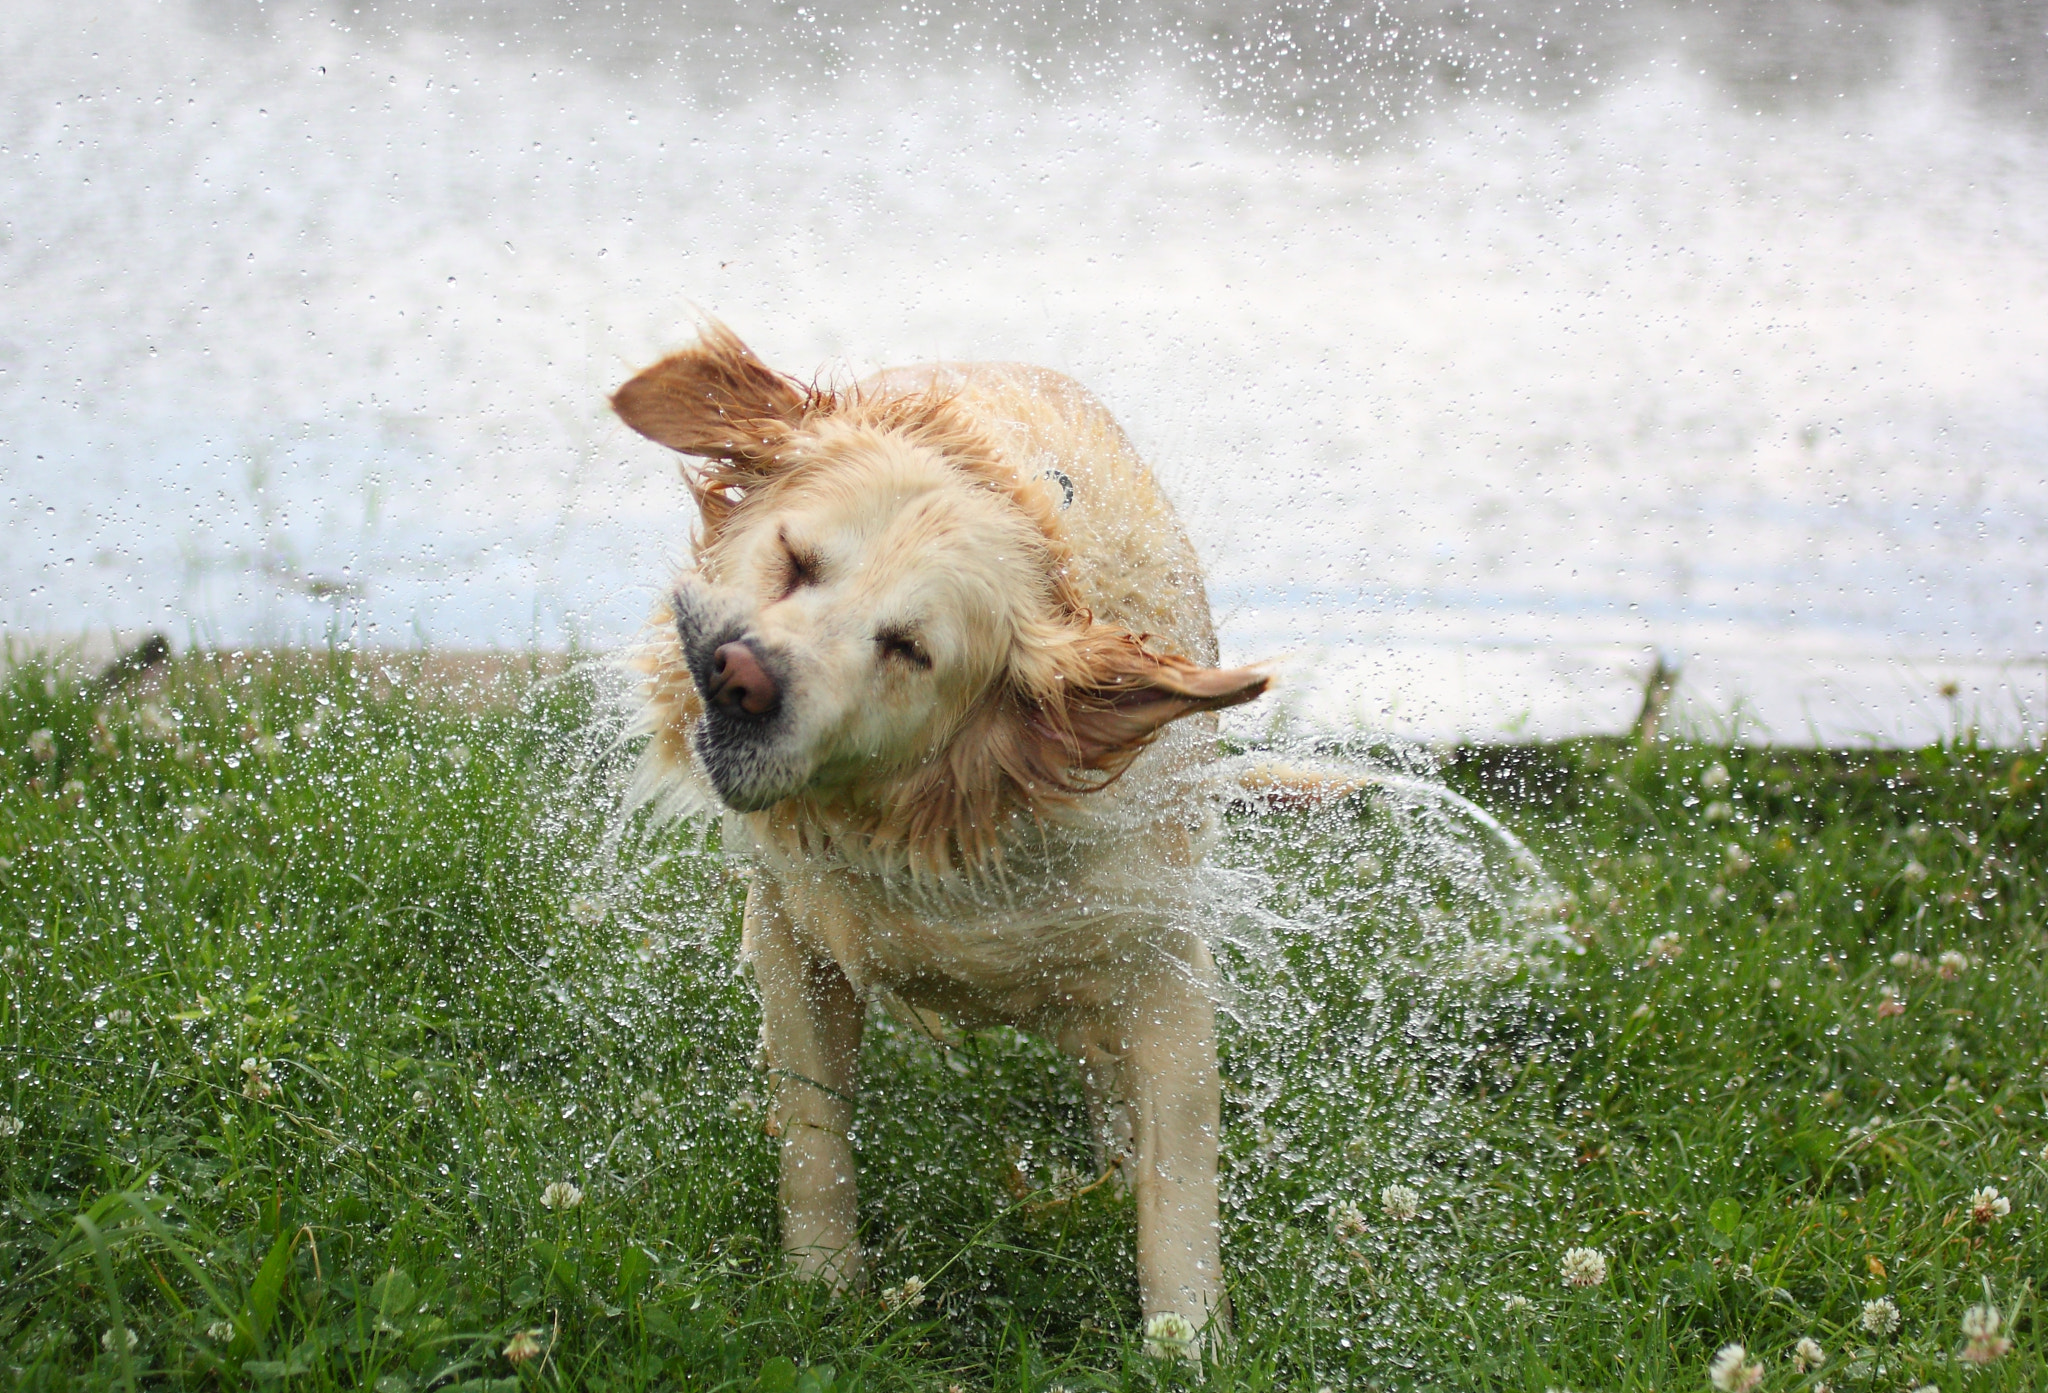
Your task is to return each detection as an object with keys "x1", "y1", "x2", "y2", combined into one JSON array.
[
  {"x1": 1200, "y1": 749, "x2": 1579, "y2": 1354},
  {"x1": 552, "y1": 659, "x2": 1579, "y2": 1364}
]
